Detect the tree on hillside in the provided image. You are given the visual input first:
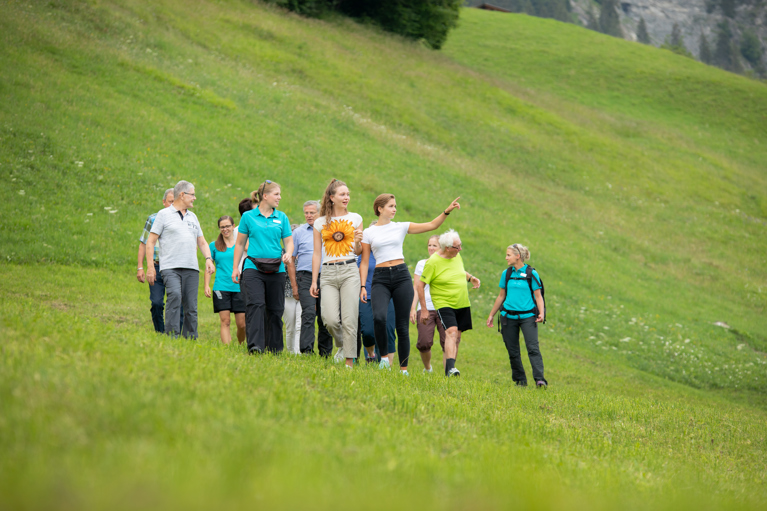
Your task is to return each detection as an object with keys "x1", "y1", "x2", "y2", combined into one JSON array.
[
  {"x1": 599, "y1": 0, "x2": 623, "y2": 38},
  {"x1": 586, "y1": 5, "x2": 600, "y2": 31},
  {"x1": 661, "y1": 23, "x2": 693, "y2": 57},
  {"x1": 699, "y1": 33, "x2": 713, "y2": 64},
  {"x1": 740, "y1": 30, "x2": 764, "y2": 67},
  {"x1": 636, "y1": 17, "x2": 650, "y2": 44},
  {"x1": 714, "y1": 20, "x2": 744, "y2": 73}
]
